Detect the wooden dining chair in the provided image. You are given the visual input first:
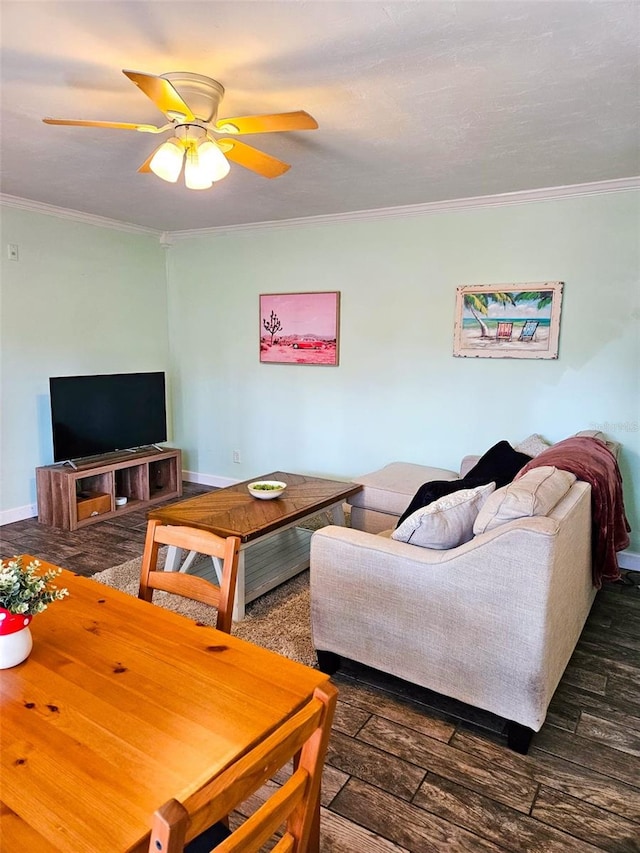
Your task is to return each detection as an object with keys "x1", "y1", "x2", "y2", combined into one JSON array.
[
  {"x1": 148, "y1": 682, "x2": 338, "y2": 853},
  {"x1": 139, "y1": 519, "x2": 241, "y2": 634}
]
